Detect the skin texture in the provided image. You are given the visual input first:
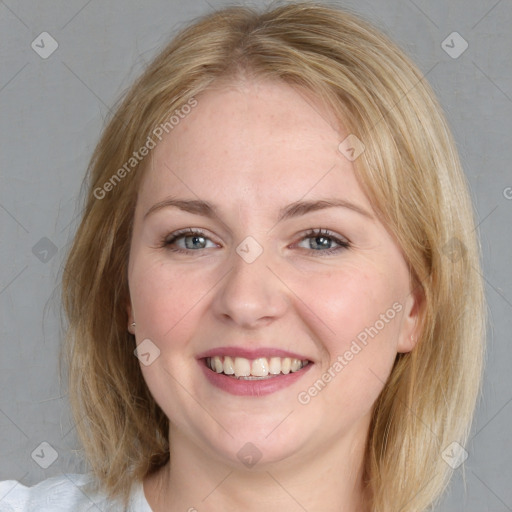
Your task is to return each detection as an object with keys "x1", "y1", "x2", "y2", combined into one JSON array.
[{"x1": 126, "y1": 78, "x2": 420, "y2": 512}]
